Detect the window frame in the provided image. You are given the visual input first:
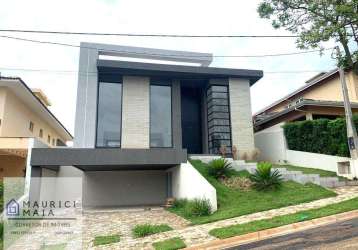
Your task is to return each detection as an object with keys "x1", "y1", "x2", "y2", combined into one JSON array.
[
  {"x1": 95, "y1": 81, "x2": 123, "y2": 148},
  {"x1": 206, "y1": 84, "x2": 233, "y2": 154},
  {"x1": 149, "y1": 82, "x2": 173, "y2": 149}
]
